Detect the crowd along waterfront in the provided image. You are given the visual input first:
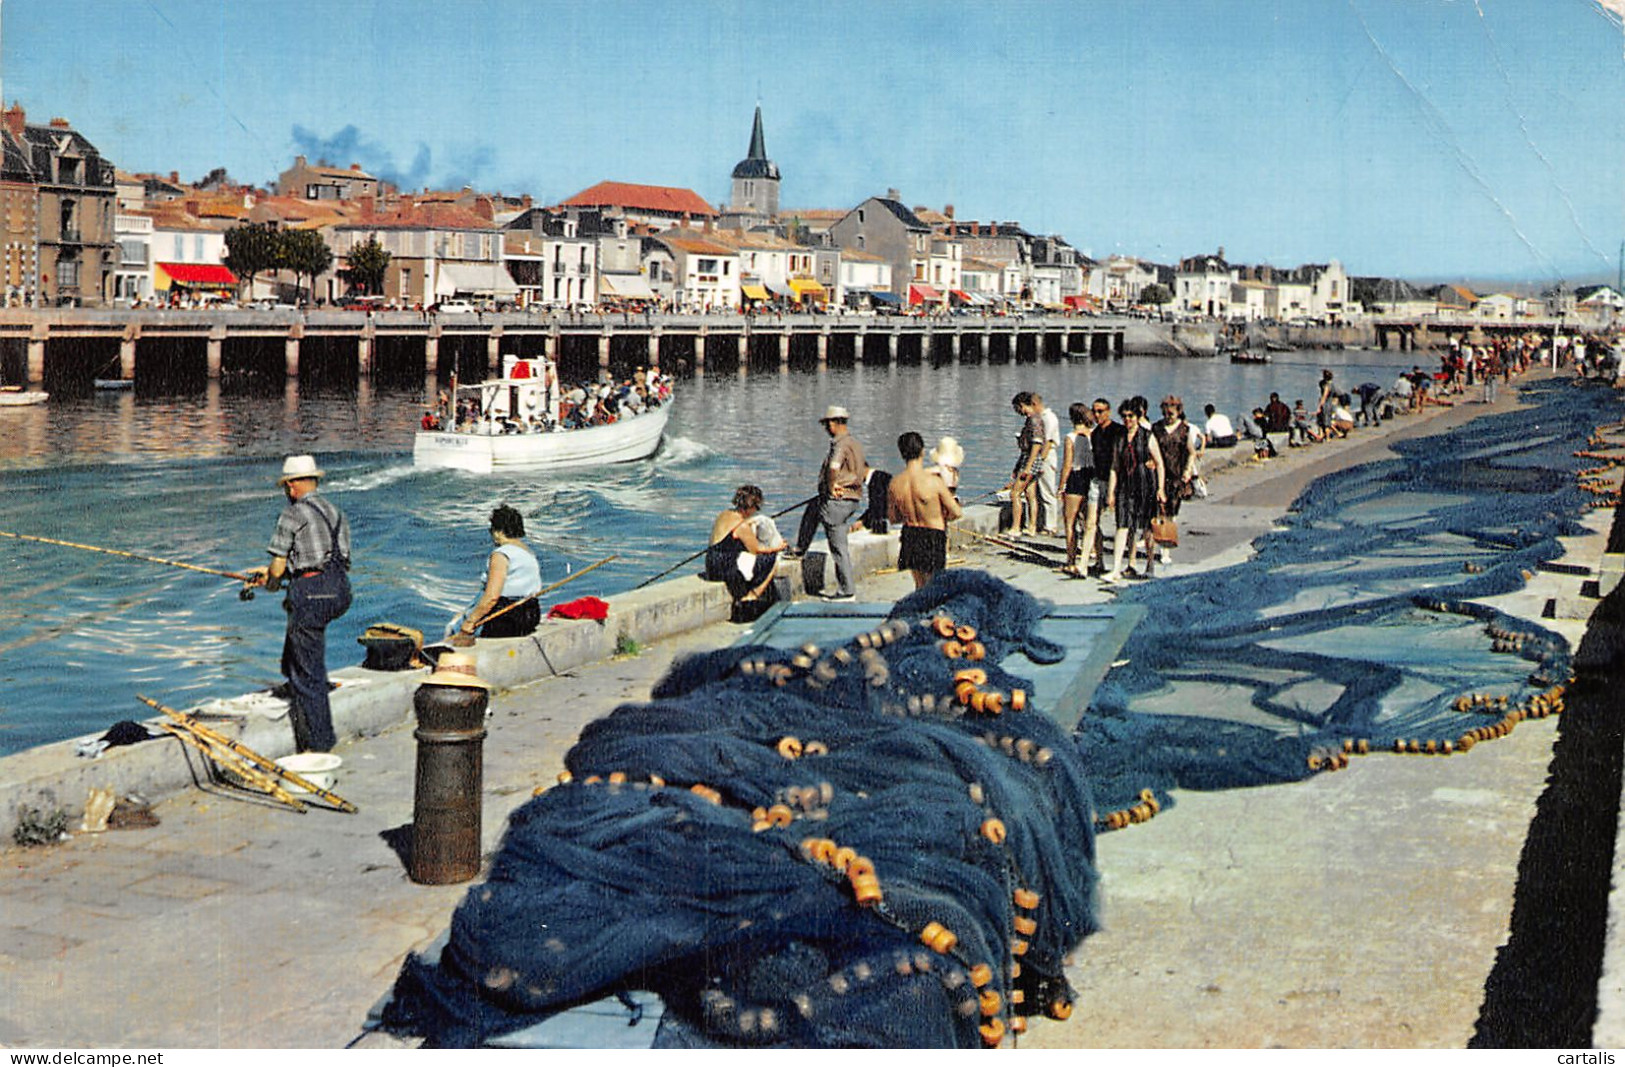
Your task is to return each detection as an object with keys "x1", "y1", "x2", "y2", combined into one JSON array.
[{"x1": 0, "y1": 349, "x2": 1427, "y2": 755}]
